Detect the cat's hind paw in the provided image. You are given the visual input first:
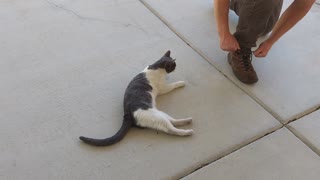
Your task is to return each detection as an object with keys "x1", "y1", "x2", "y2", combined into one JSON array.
[
  {"x1": 175, "y1": 81, "x2": 186, "y2": 88},
  {"x1": 171, "y1": 117, "x2": 192, "y2": 126}
]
